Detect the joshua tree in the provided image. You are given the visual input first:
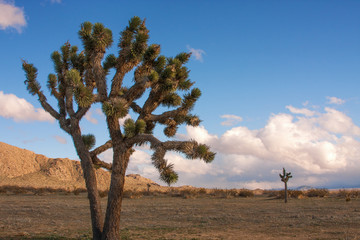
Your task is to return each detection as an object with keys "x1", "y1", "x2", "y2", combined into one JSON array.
[
  {"x1": 22, "y1": 17, "x2": 215, "y2": 240},
  {"x1": 279, "y1": 167, "x2": 292, "y2": 203}
]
